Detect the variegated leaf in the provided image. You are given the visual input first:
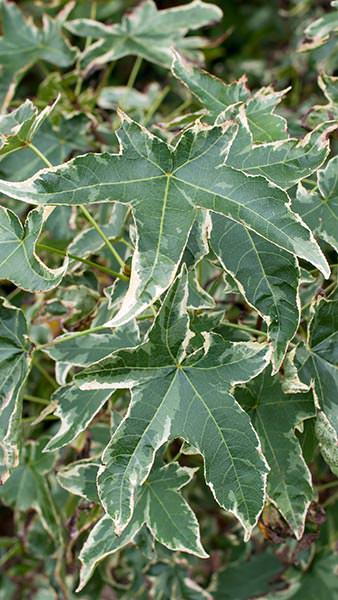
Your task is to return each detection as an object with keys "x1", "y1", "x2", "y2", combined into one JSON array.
[
  {"x1": 77, "y1": 461, "x2": 207, "y2": 591},
  {"x1": 236, "y1": 368, "x2": 315, "y2": 538},
  {"x1": 0, "y1": 116, "x2": 329, "y2": 324},
  {"x1": 76, "y1": 267, "x2": 270, "y2": 540}
]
